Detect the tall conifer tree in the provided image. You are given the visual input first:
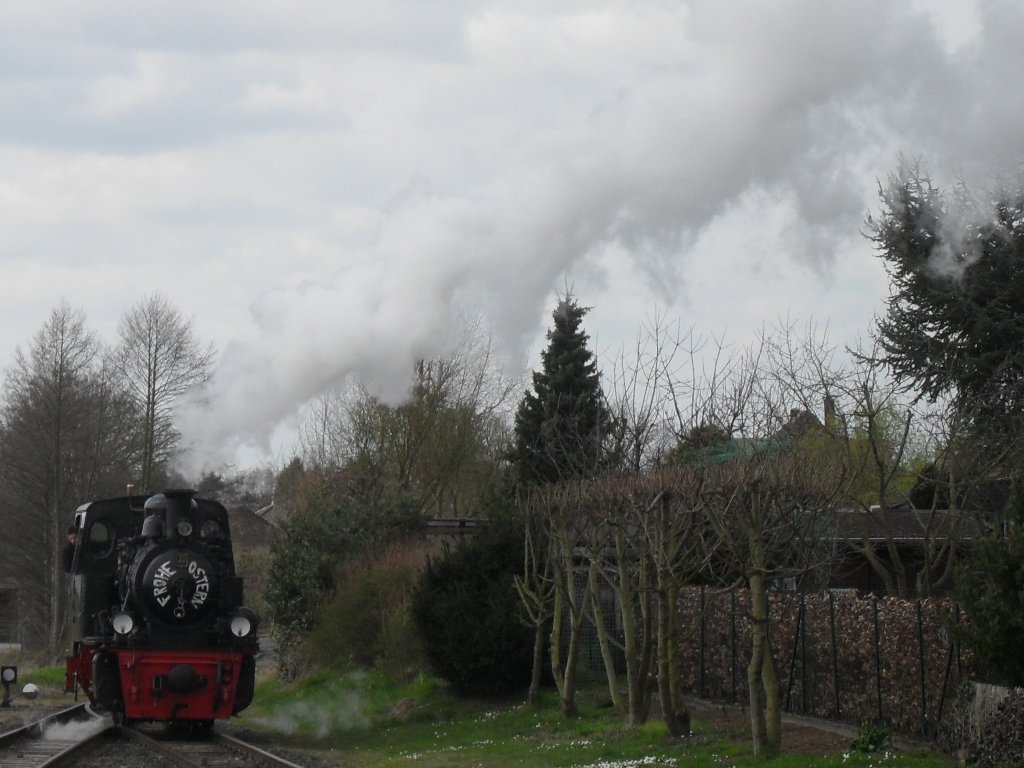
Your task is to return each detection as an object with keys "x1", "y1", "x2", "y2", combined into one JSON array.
[{"x1": 512, "y1": 296, "x2": 613, "y2": 486}]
